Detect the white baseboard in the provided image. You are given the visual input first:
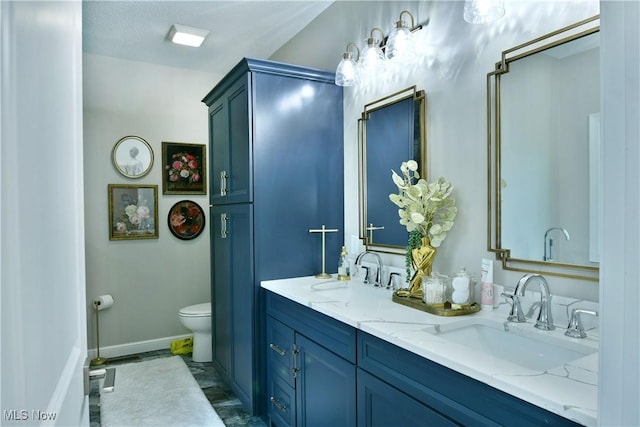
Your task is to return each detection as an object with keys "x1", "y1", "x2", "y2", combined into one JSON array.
[{"x1": 88, "y1": 334, "x2": 192, "y2": 360}]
